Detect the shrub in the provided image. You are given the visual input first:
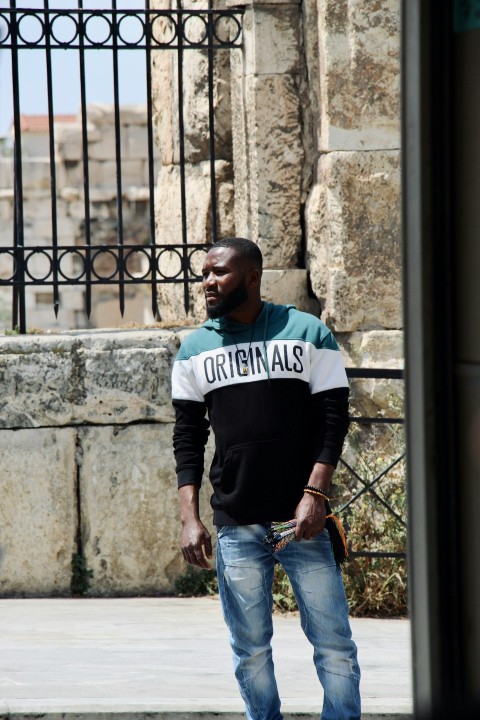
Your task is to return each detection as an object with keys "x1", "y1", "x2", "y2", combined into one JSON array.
[{"x1": 175, "y1": 564, "x2": 218, "y2": 597}]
